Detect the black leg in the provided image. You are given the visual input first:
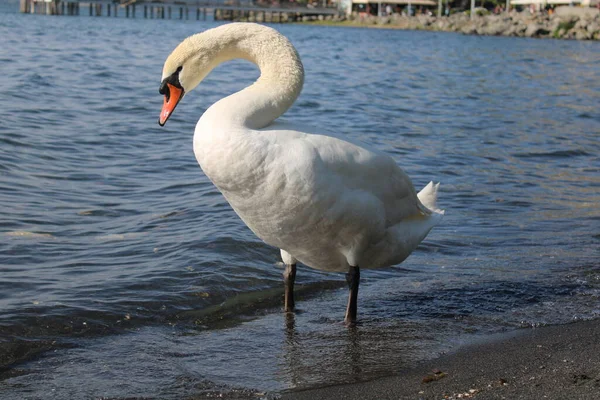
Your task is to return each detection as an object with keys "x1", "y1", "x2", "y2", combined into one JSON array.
[
  {"x1": 284, "y1": 263, "x2": 296, "y2": 312},
  {"x1": 344, "y1": 266, "x2": 360, "y2": 324}
]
